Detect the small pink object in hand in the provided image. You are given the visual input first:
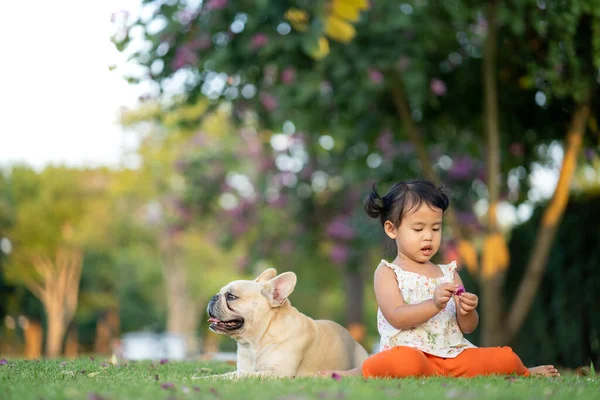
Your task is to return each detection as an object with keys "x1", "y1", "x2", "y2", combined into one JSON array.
[{"x1": 455, "y1": 285, "x2": 465, "y2": 296}]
